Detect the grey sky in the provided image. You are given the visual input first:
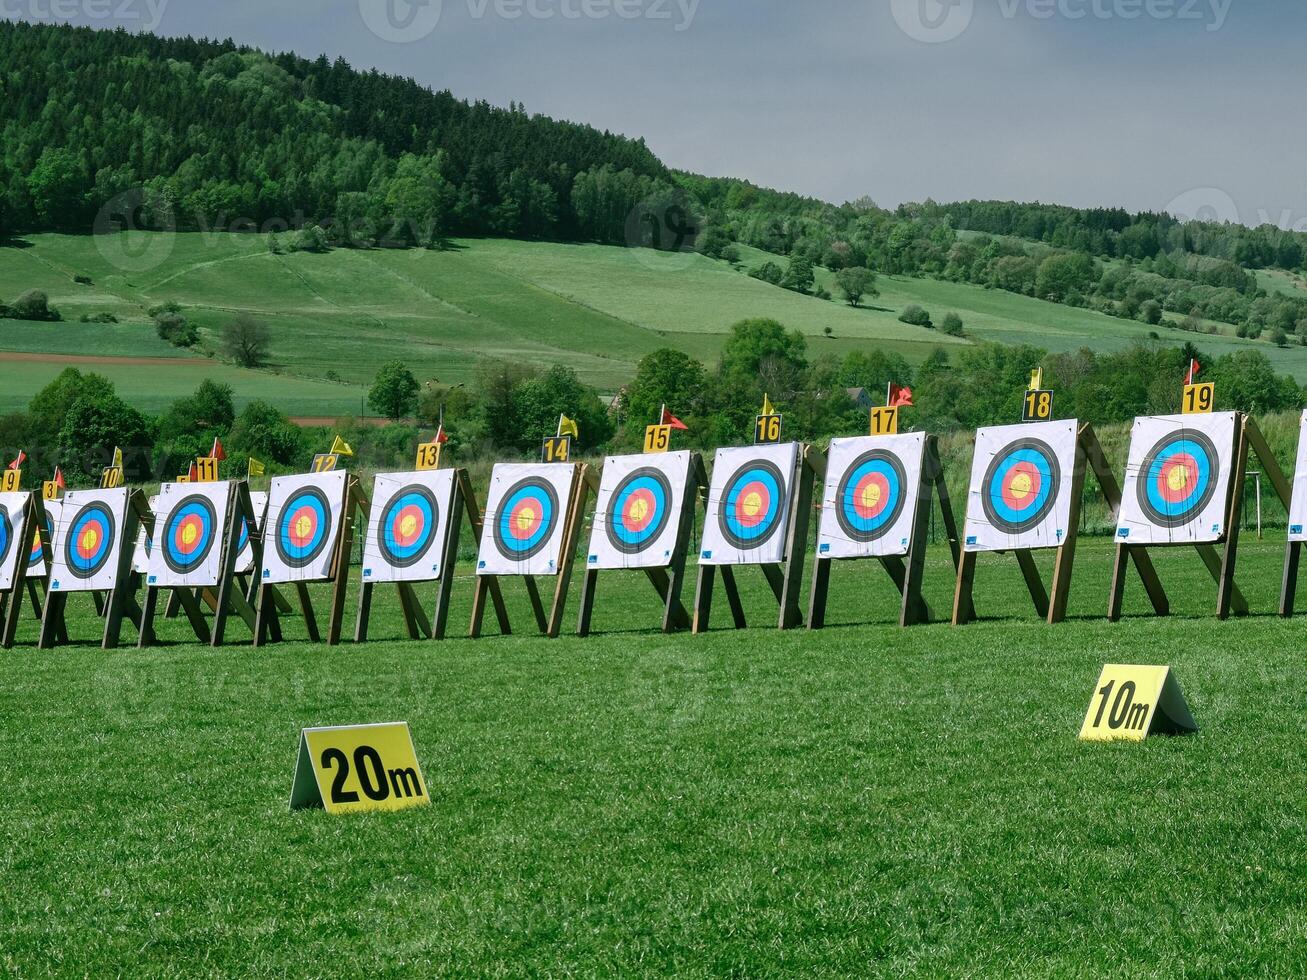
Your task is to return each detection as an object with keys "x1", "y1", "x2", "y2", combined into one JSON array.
[{"x1": 8, "y1": 0, "x2": 1303, "y2": 224}]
